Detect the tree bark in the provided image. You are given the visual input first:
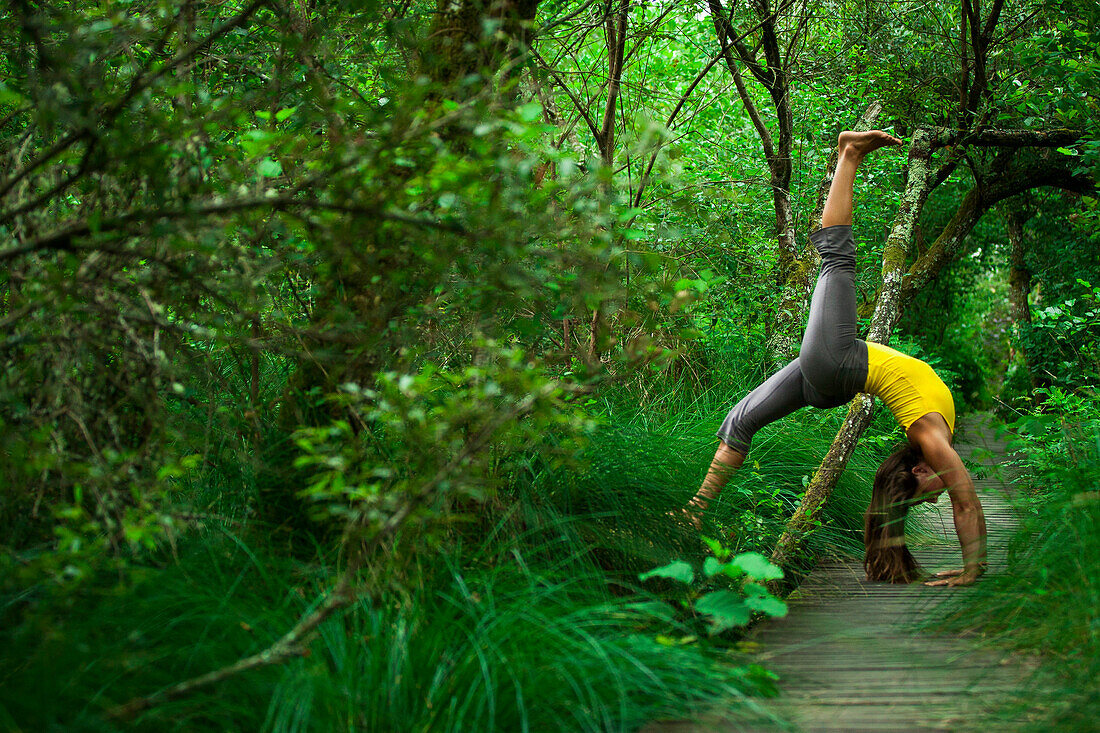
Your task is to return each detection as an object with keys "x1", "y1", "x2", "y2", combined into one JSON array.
[
  {"x1": 420, "y1": 0, "x2": 540, "y2": 86},
  {"x1": 899, "y1": 154, "x2": 1093, "y2": 302},
  {"x1": 596, "y1": 1, "x2": 628, "y2": 166},
  {"x1": 1003, "y1": 204, "x2": 1043, "y2": 392}
]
